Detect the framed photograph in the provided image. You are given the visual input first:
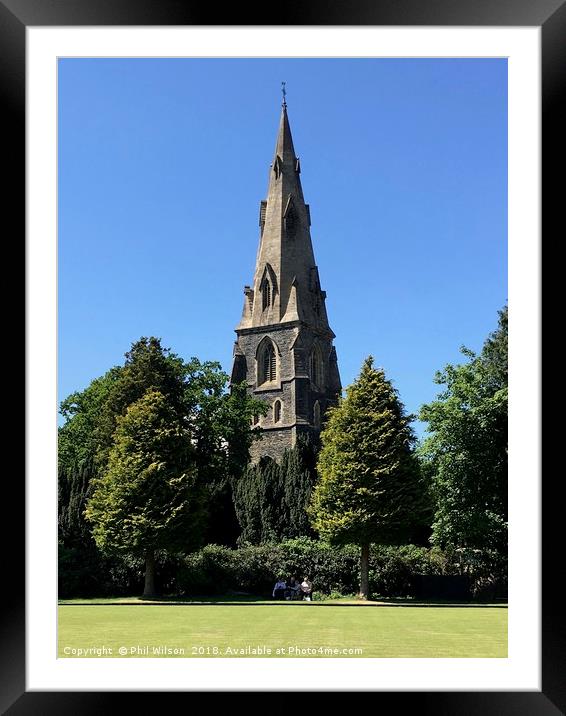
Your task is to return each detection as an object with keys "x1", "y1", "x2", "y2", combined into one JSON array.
[{"x1": 8, "y1": 0, "x2": 558, "y2": 708}]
